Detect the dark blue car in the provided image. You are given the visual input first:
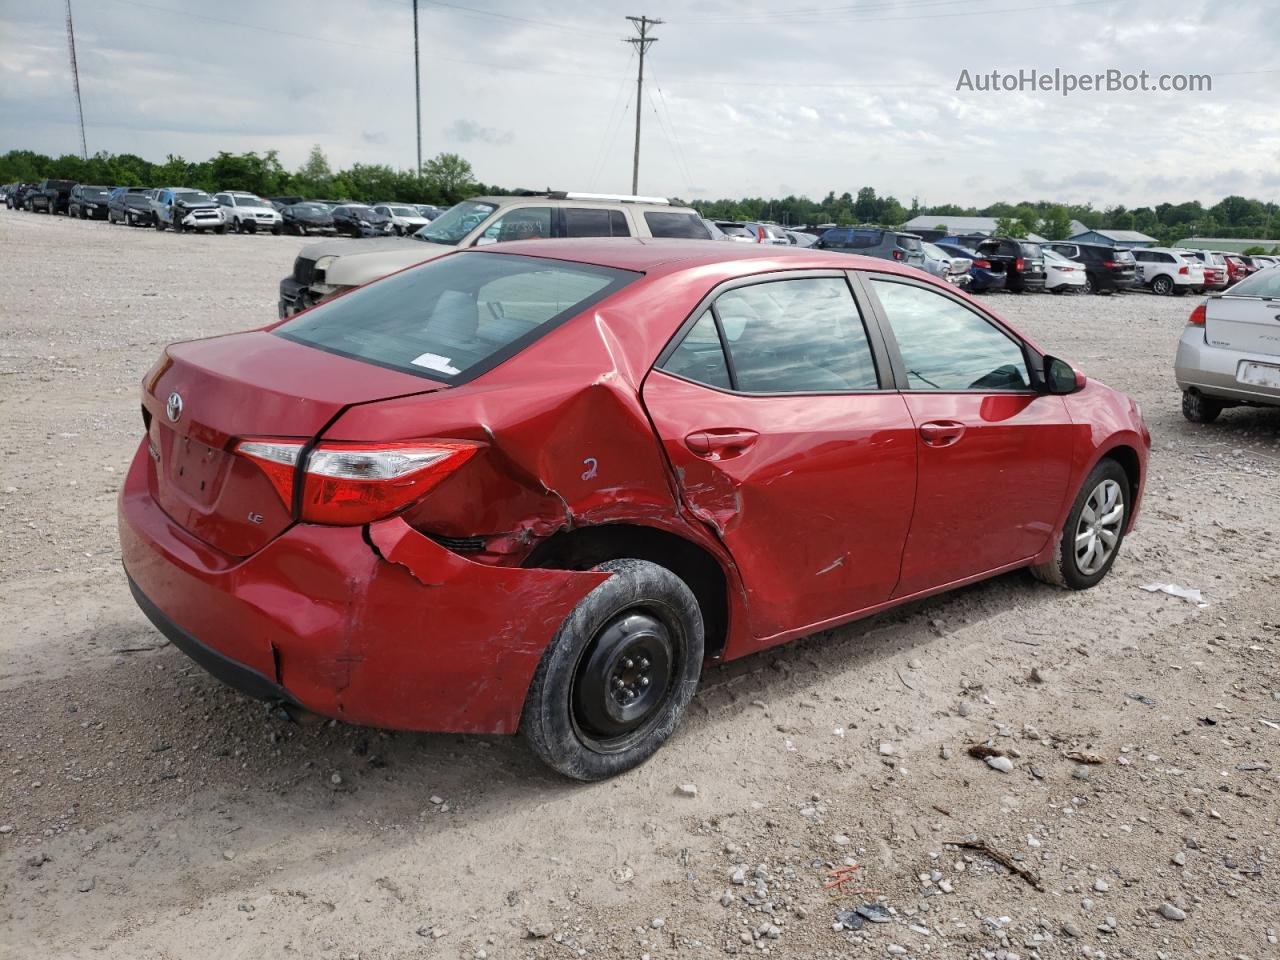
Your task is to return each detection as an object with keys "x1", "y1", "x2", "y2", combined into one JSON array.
[{"x1": 937, "y1": 241, "x2": 1007, "y2": 293}]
